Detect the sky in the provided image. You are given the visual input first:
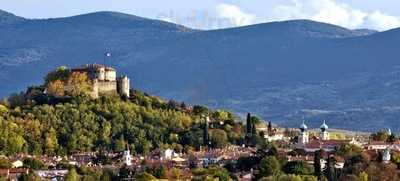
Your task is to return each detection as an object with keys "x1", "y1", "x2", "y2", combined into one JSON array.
[{"x1": 2, "y1": 0, "x2": 400, "y2": 31}]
